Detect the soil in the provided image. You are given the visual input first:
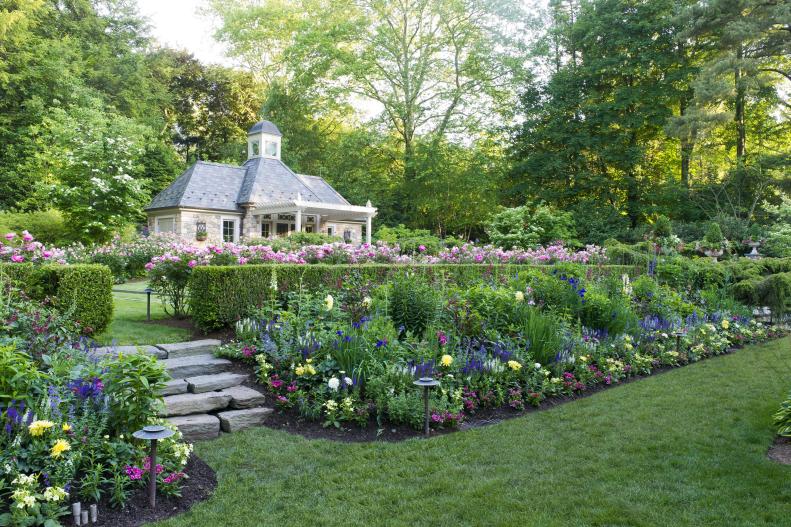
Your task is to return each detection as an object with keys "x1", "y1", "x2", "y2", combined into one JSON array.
[
  {"x1": 83, "y1": 455, "x2": 216, "y2": 527},
  {"x1": 767, "y1": 436, "x2": 791, "y2": 465}
]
